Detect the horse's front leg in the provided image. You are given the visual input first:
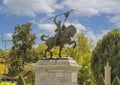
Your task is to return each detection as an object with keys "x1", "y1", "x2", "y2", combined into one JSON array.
[
  {"x1": 45, "y1": 47, "x2": 53, "y2": 59},
  {"x1": 48, "y1": 50, "x2": 53, "y2": 59},
  {"x1": 69, "y1": 41, "x2": 76, "y2": 48},
  {"x1": 44, "y1": 49, "x2": 47, "y2": 58},
  {"x1": 59, "y1": 45, "x2": 63, "y2": 58}
]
